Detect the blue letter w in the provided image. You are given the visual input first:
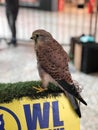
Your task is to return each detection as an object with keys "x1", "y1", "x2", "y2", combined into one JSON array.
[{"x1": 23, "y1": 102, "x2": 50, "y2": 130}]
